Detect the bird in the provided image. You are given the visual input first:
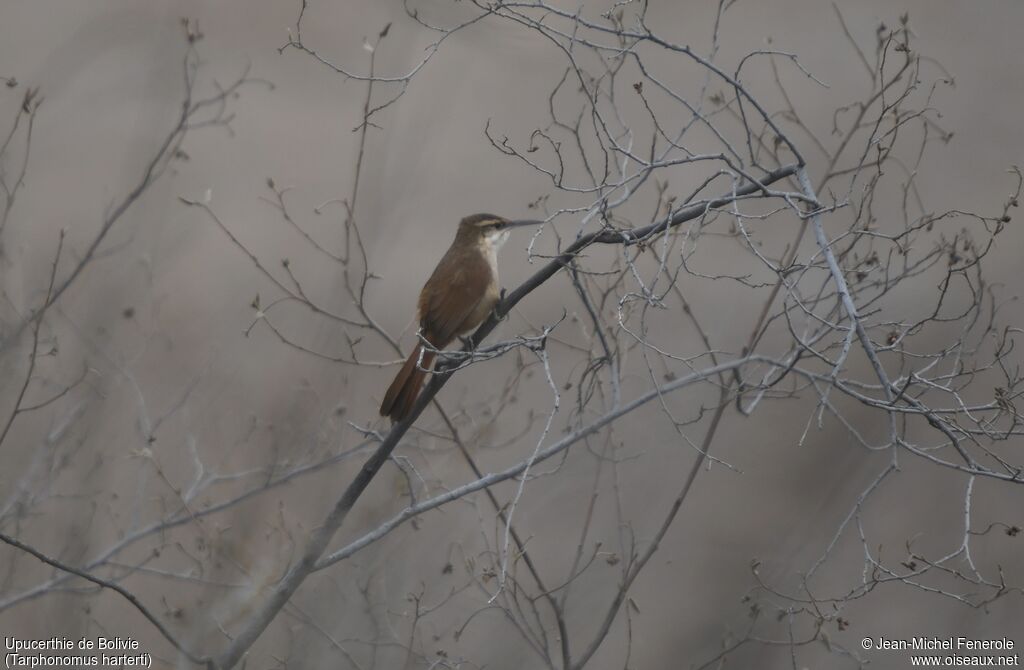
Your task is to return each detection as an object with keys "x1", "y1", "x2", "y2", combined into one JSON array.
[{"x1": 379, "y1": 213, "x2": 542, "y2": 422}]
